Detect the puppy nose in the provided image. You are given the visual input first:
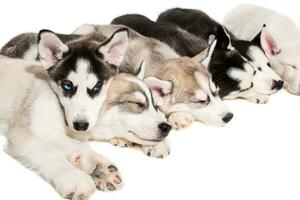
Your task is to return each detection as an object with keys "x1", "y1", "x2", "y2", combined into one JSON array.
[
  {"x1": 73, "y1": 121, "x2": 89, "y2": 131},
  {"x1": 272, "y1": 80, "x2": 284, "y2": 90},
  {"x1": 222, "y1": 113, "x2": 233, "y2": 123},
  {"x1": 158, "y1": 122, "x2": 172, "y2": 138}
]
